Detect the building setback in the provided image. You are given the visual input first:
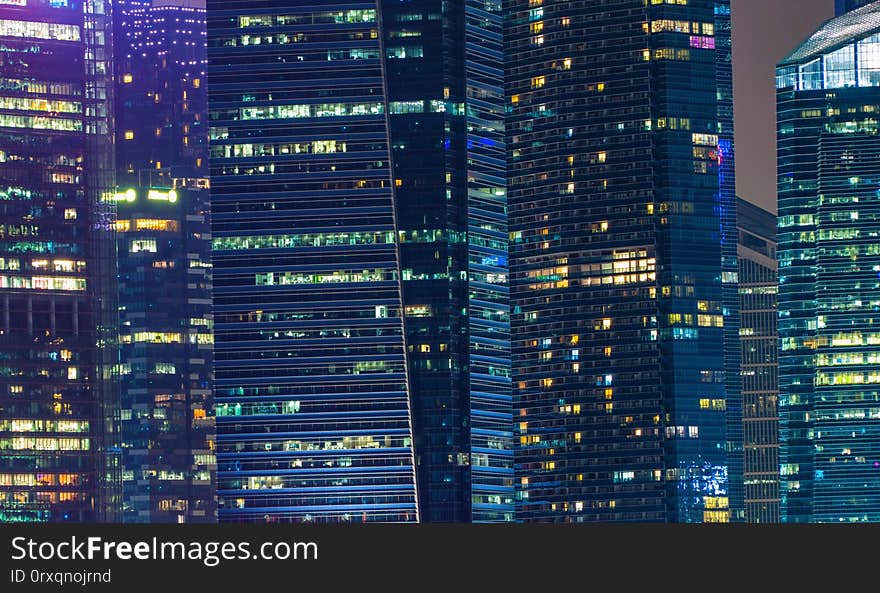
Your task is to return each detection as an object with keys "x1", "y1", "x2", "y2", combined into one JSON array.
[
  {"x1": 0, "y1": 0, "x2": 117, "y2": 522},
  {"x1": 507, "y1": 0, "x2": 739, "y2": 522},
  {"x1": 736, "y1": 197, "x2": 779, "y2": 523},
  {"x1": 207, "y1": 0, "x2": 511, "y2": 523},
  {"x1": 777, "y1": 1, "x2": 880, "y2": 522}
]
